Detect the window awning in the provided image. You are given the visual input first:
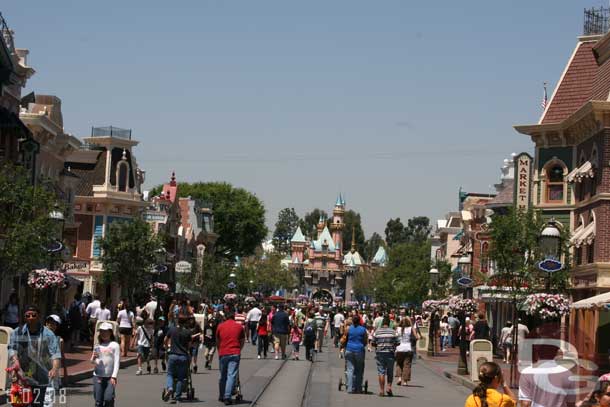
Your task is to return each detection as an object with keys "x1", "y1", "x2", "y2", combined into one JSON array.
[
  {"x1": 567, "y1": 161, "x2": 594, "y2": 183},
  {"x1": 570, "y1": 221, "x2": 595, "y2": 247}
]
